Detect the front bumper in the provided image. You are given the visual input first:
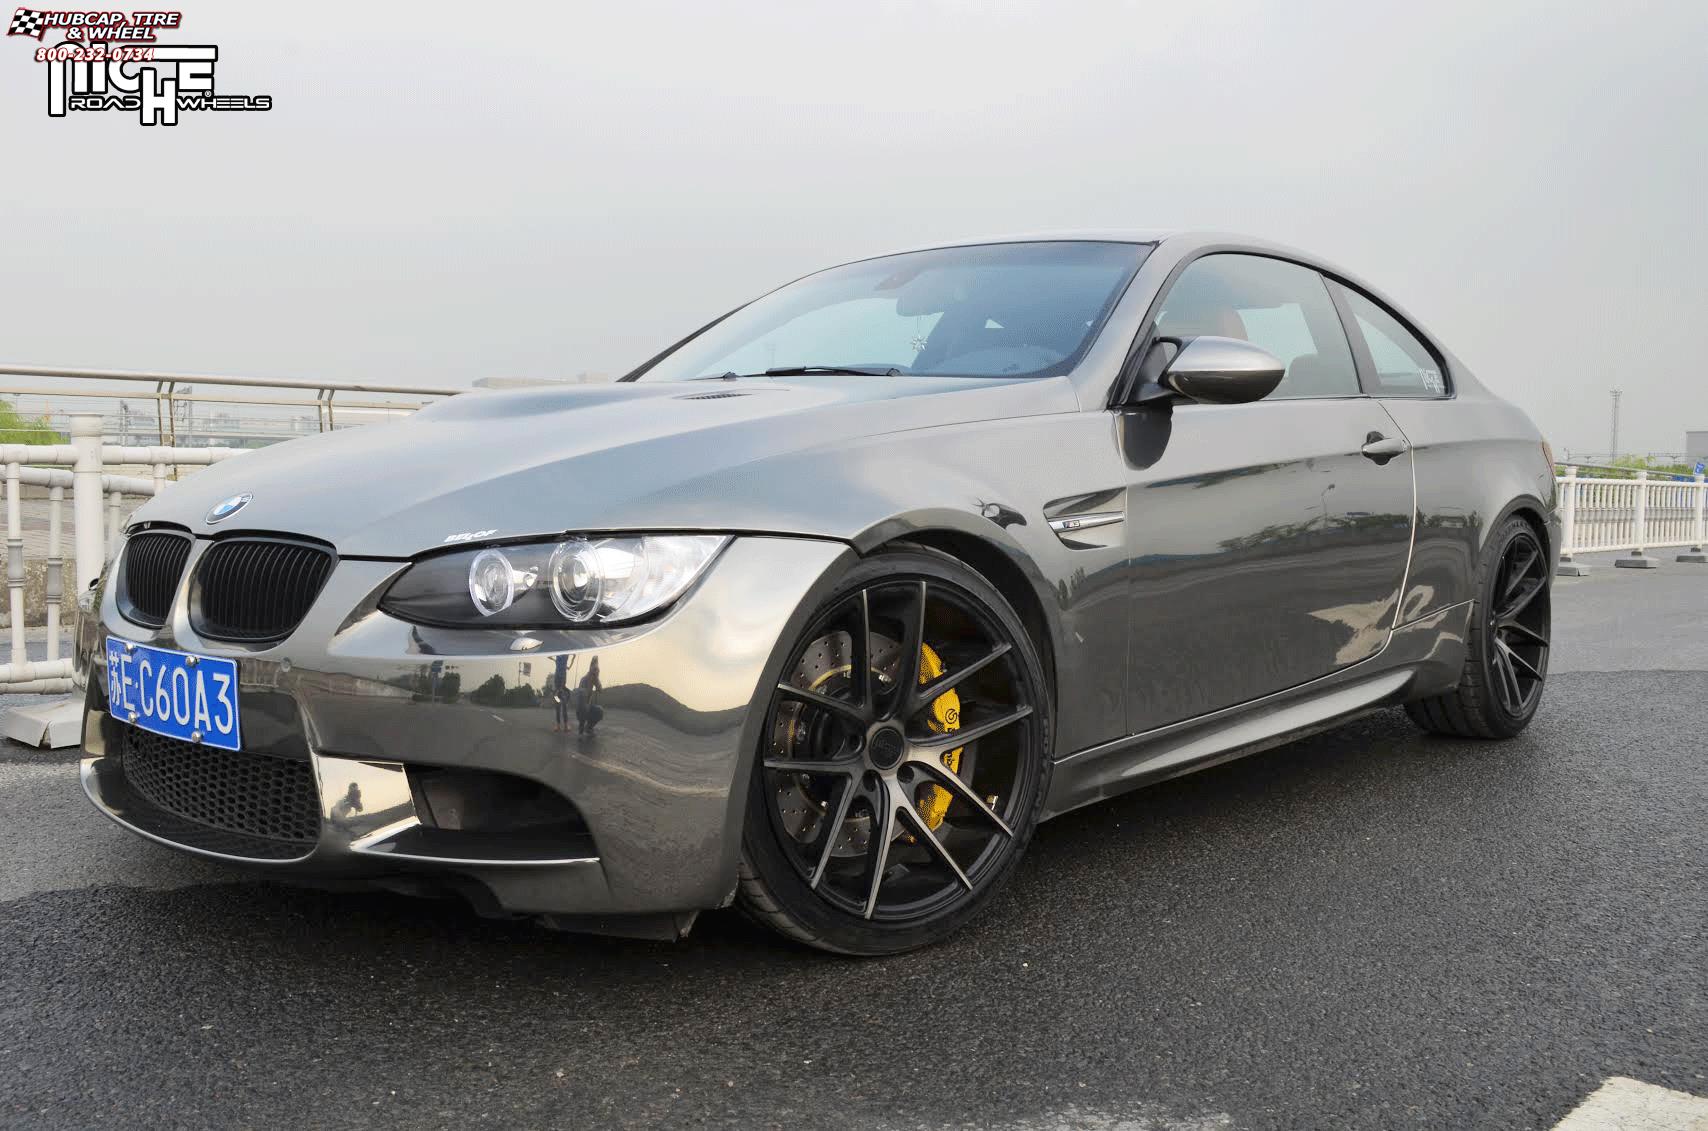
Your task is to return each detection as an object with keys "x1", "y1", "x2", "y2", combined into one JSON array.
[{"x1": 80, "y1": 535, "x2": 851, "y2": 926}]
